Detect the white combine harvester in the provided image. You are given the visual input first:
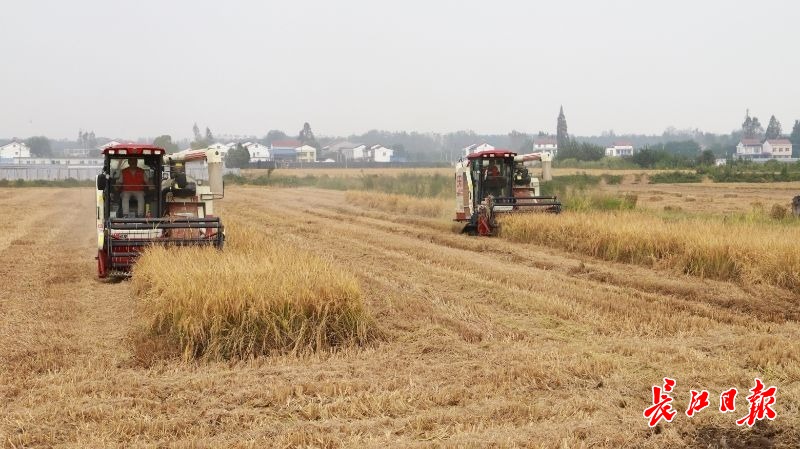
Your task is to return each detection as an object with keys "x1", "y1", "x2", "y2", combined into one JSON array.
[
  {"x1": 94, "y1": 144, "x2": 225, "y2": 278},
  {"x1": 454, "y1": 149, "x2": 561, "y2": 236}
]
